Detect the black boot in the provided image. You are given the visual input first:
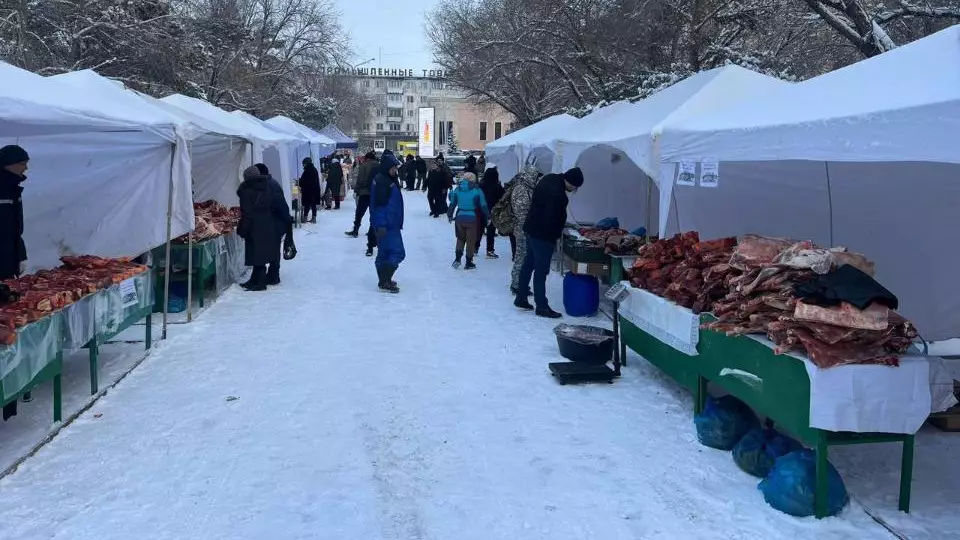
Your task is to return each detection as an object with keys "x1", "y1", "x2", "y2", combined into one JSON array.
[
  {"x1": 345, "y1": 229, "x2": 359, "y2": 237},
  {"x1": 365, "y1": 247, "x2": 374, "y2": 257},
  {"x1": 379, "y1": 266, "x2": 399, "y2": 293},
  {"x1": 242, "y1": 266, "x2": 267, "y2": 291},
  {"x1": 536, "y1": 306, "x2": 563, "y2": 319},
  {"x1": 514, "y1": 296, "x2": 534, "y2": 310},
  {"x1": 266, "y1": 264, "x2": 280, "y2": 286},
  {"x1": 464, "y1": 257, "x2": 476, "y2": 270},
  {"x1": 452, "y1": 251, "x2": 463, "y2": 269}
]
